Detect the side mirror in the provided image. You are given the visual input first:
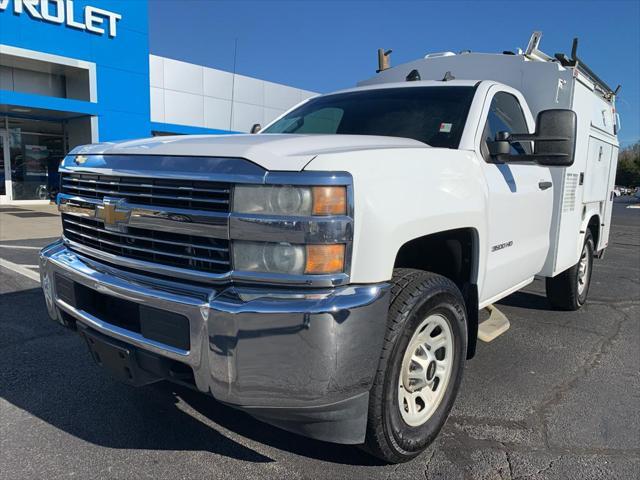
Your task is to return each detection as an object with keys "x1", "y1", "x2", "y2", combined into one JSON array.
[
  {"x1": 492, "y1": 109, "x2": 577, "y2": 167},
  {"x1": 250, "y1": 123, "x2": 262, "y2": 134},
  {"x1": 487, "y1": 131, "x2": 511, "y2": 156},
  {"x1": 531, "y1": 109, "x2": 577, "y2": 166}
]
